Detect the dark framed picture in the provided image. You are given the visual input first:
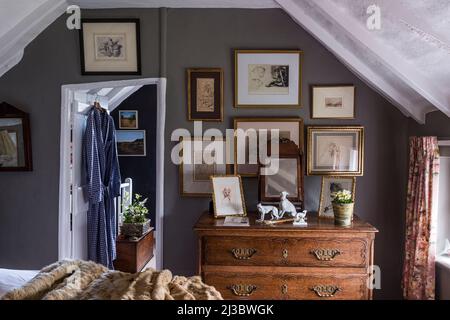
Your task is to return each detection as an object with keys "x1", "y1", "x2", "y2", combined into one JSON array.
[
  {"x1": 307, "y1": 126, "x2": 364, "y2": 176},
  {"x1": 119, "y1": 110, "x2": 138, "y2": 129},
  {"x1": 234, "y1": 50, "x2": 302, "y2": 108},
  {"x1": 79, "y1": 19, "x2": 141, "y2": 75},
  {"x1": 187, "y1": 68, "x2": 223, "y2": 121},
  {"x1": 0, "y1": 102, "x2": 32, "y2": 171},
  {"x1": 116, "y1": 130, "x2": 146, "y2": 157},
  {"x1": 311, "y1": 85, "x2": 355, "y2": 119}
]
